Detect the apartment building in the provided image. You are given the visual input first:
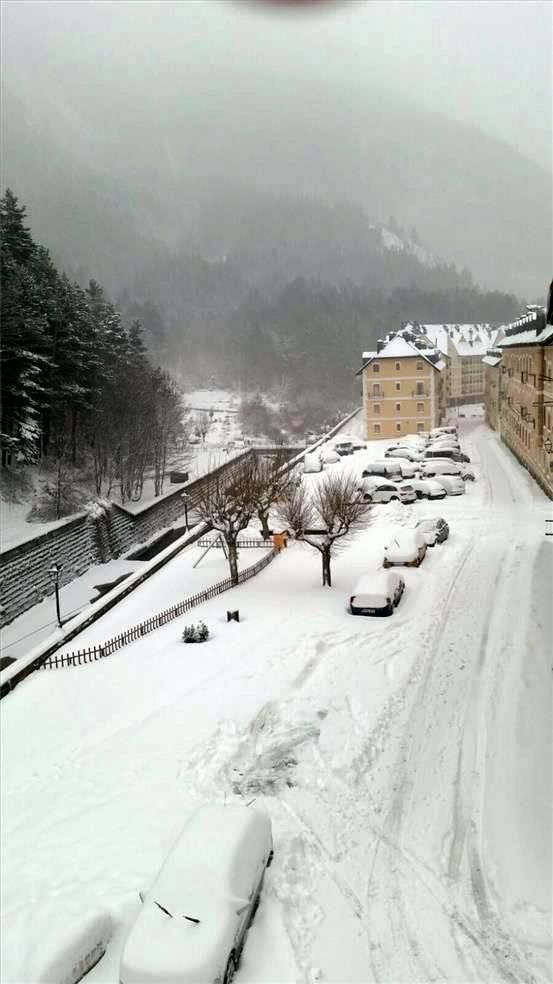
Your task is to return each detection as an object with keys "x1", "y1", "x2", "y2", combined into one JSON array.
[
  {"x1": 482, "y1": 350, "x2": 502, "y2": 431},
  {"x1": 412, "y1": 323, "x2": 504, "y2": 405},
  {"x1": 357, "y1": 332, "x2": 446, "y2": 440},
  {"x1": 486, "y1": 305, "x2": 553, "y2": 498}
]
